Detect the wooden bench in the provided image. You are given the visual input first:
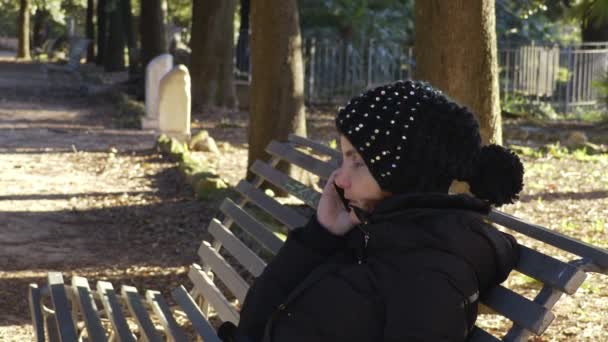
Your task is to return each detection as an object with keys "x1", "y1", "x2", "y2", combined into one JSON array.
[{"x1": 29, "y1": 134, "x2": 608, "y2": 341}]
